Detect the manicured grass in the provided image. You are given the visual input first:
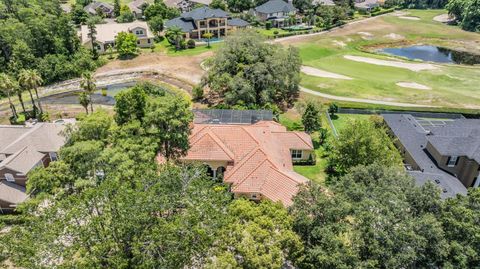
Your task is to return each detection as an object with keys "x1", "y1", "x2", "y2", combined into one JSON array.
[
  {"x1": 148, "y1": 39, "x2": 221, "y2": 56},
  {"x1": 255, "y1": 28, "x2": 290, "y2": 37},
  {"x1": 292, "y1": 9, "x2": 480, "y2": 110},
  {"x1": 294, "y1": 146, "x2": 328, "y2": 185},
  {"x1": 331, "y1": 113, "x2": 371, "y2": 133}
]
